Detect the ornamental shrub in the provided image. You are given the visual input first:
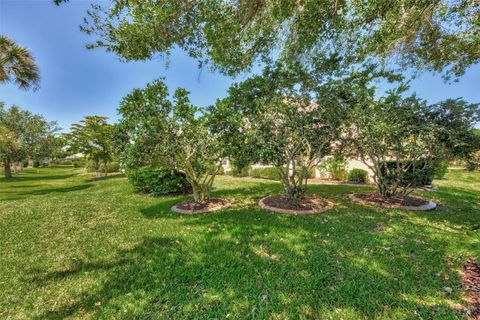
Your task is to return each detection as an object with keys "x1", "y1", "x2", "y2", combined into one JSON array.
[
  {"x1": 378, "y1": 160, "x2": 436, "y2": 187},
  {"x1": 347, "y1": 168, "x2": 368, "y2": 183},
  {"x1": 128, "y1": 166, "x2": 191, "y2": 196}
]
